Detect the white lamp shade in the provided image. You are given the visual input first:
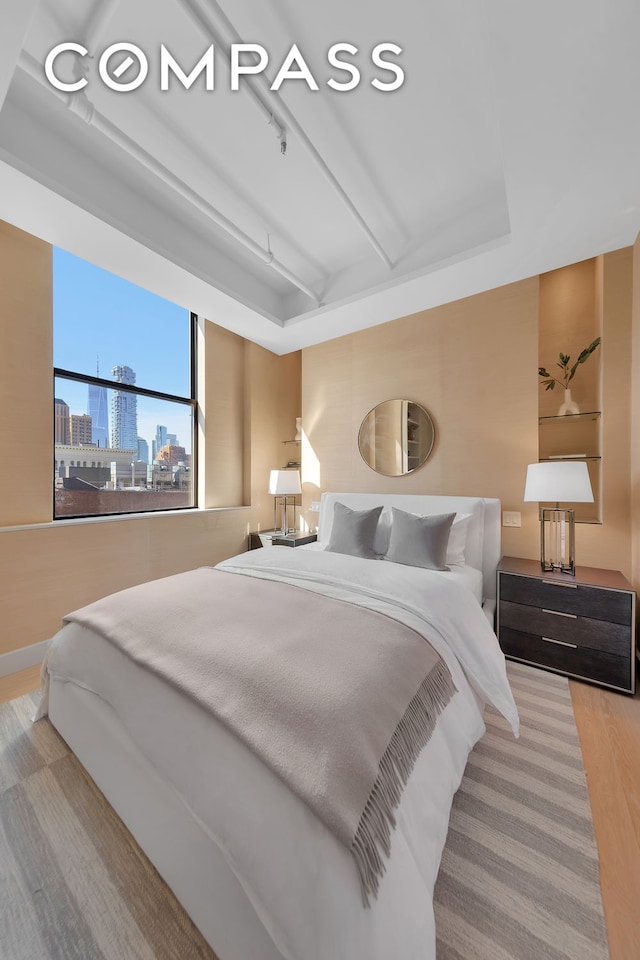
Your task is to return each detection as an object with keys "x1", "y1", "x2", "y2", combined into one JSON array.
[
  {"x1": 268, "y1": 469, "x2": 302, "y2": 495},
  {"x1": 524, "y1": 461, "x2": 594, "y2": 503}
]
